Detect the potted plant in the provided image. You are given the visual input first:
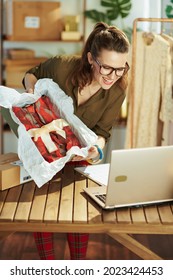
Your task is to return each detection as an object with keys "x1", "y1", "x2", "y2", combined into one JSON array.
[
  {"x1": 165, "y1": 0, "x2": 173, "y2": 18},
  {"x1": 84, "y1": 0, "x2": 132, "y2": 40}
]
